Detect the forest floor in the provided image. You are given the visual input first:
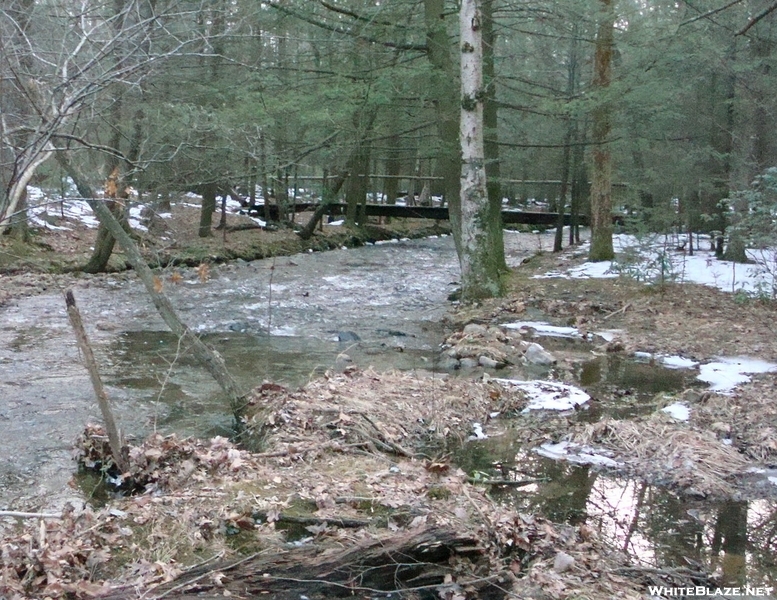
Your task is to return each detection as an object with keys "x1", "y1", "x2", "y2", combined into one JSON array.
[{"x1": 1, "y1": 201, "x2": 776, "y2": 599}]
